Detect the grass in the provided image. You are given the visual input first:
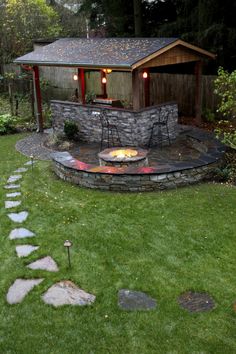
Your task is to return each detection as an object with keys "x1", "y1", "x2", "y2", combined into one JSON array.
[{"x1": 0, "y1": 133, "x2": 236, "y2": 354}]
